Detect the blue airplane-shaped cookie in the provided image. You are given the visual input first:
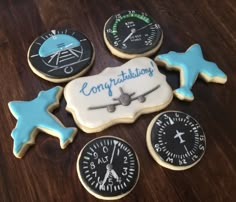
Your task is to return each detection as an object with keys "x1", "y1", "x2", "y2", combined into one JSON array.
[
  {"x1": 8, "y1": 86, "x2": 77, "y2": 158},
  {"x1": 155, "y1": 44, "x2": 227, "y2": 101}
]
